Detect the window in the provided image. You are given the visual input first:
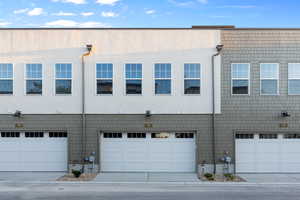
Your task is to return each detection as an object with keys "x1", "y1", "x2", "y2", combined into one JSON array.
[
  {"x1": 151, "y1": 132, "x2": 170, "y2": 138},
  {"x1": 1, "y1": 132, "x2": 20, "y2": 137},
  {"x1": 96, "y1": 64, "x2": 113, "y2": 95},
  {"x1": 127, "y1": 133, "x2": 146, "y2": 138},
  {"x1": 25, "y1": 132, "x2": 44, "y2": 138},
  {"x1": 49, "y1": 132, "x2": 68, "y2": 138},
  {"x1": 259, "y1": 134, "x2": 277, "y2": 139},
  {"x1": 235, "y1": 134, "x2": 254, "y2": 139},
  {"x1": 231, "y1": 63, "x2": 250, "y2": 95},
  {"x1": 0, "y1": 64, "x2": 13, "y2": 94},
  {"x1": 55, "y1": 63, "x2": 72, "y2": 95},
  {"x1": 284, "y1": 134, "x2": 300, "y2": 139},
  {"x1": 288, "y1": 63, "x2": 300, "y2": 95},
  {"x1": 26, "y1": 64, "x2": 42, "y2": 95},
  {"x1": 260, "y1": 63, "x2": 279, "y2": 95},
  {"x1": 184, "y1": 64, "x2": 201, "y2": 94},
  {"x1": 125, "y1": 64, "x2": 142, "y2": 95},
  {"x1": 155, "y1": 63, "x2": 171, "y2": 94},
  {"x1": 103, "y1": 133, "x2": 122, "y2": 138},
  {"x1": 175, "y1": 133, "x2": 194, "y2": 138}
]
